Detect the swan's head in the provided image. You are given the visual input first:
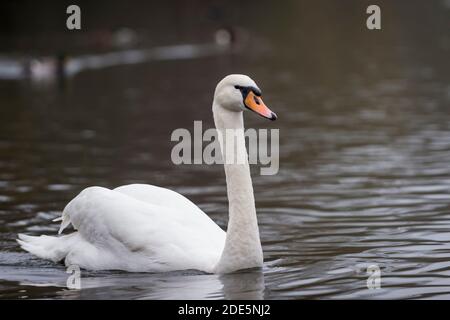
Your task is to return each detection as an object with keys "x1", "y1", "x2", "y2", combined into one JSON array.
[{"x1": 214, "y1": 74, "x2": 277, "y2": 121}]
